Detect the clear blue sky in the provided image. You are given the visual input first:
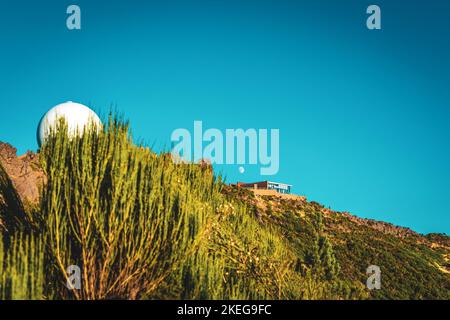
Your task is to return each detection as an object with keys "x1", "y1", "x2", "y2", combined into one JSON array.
[{"x1": 0, "y1": 1, "x2": 449, "y2": 234}]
